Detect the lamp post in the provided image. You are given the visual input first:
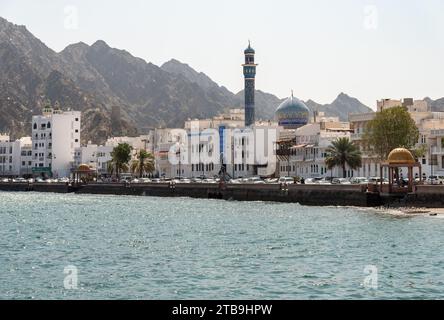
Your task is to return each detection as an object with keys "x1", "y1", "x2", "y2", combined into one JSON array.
[
  {"x1": 175, "y1": 142, "x2": 183, "y2": 180},
  {"x1": 231, "y1": 137, "x2": 235, "y2": 179},
  {"x1": 430, "y1": 145, "x2": 434, "y2": 184}
]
